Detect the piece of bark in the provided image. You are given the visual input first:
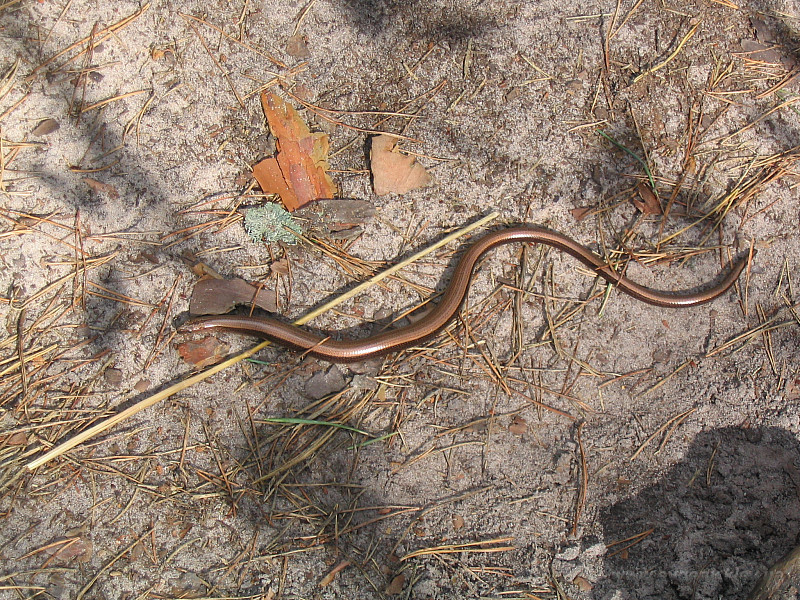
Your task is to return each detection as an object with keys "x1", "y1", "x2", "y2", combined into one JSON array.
[
  {"x1": 83, "y1": 177, "x2": 119, "y2": 199},
  {"x1": 189, "y1": 278, "x2": 278, "y2": 315},
  {"x1": 253, "y1": 92, "x2": 337, "y2": 211},
  {"x1": 294, "y1": 198, "x2": 376, "y2": 239}
]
